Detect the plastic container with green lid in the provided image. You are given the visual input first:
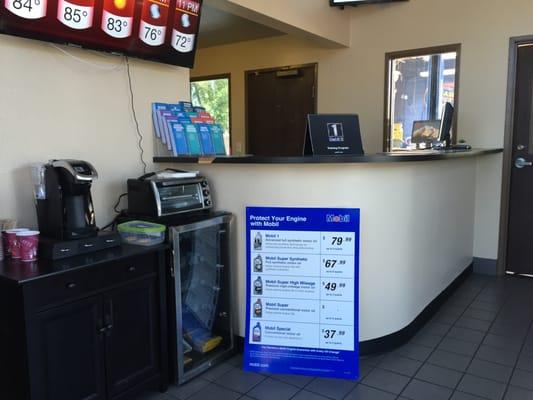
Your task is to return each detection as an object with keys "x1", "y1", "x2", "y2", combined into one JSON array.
[{"x1": 117, "y1": 221, "x2": 166, "y2": 246}]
